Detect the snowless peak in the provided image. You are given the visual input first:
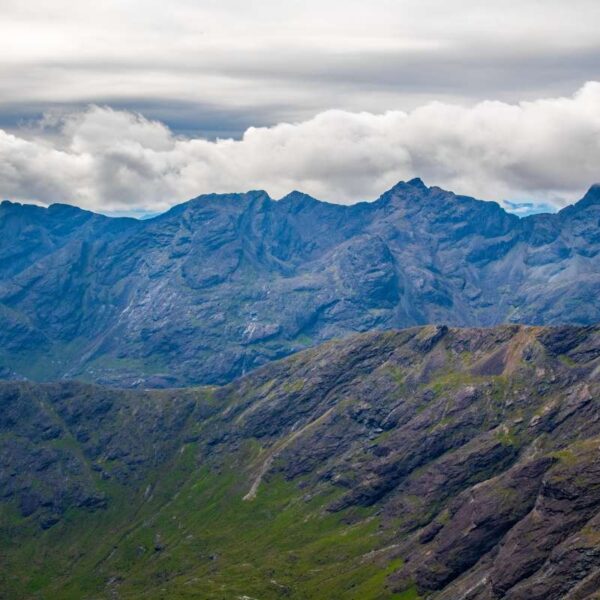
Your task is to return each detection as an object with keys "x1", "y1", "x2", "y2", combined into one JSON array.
[{"x1": 406, "y1": 177, "x2": 427, "y2": 189}]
